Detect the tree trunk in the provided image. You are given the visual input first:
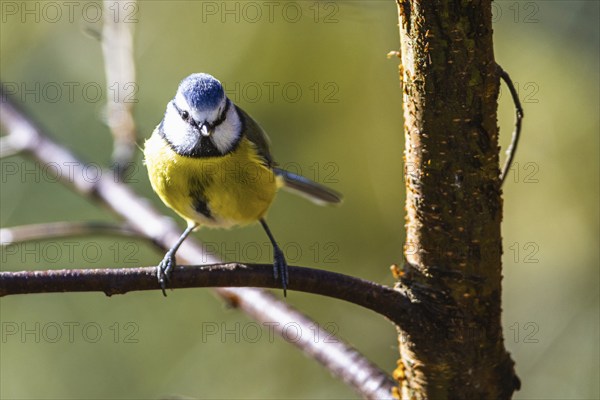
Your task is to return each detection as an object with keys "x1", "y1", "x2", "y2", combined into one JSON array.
[{"x1": 393, "y1": 2, "x2": 520, "y2": 398}]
